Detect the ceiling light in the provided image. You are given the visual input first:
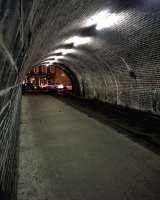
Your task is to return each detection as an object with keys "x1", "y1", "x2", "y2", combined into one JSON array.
[
  {"x1": 46, "y1": 56, "x2": 56, "y2": 59},
  {"x1": 86, "y1": 10, "x2": 122, "y2": 30},
  {"x1": 65, "y1": 36, "x2": 91, "y2": 47},
  {"x1": 52, "y1": 49, "x2": 76, "y2": 55}
]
